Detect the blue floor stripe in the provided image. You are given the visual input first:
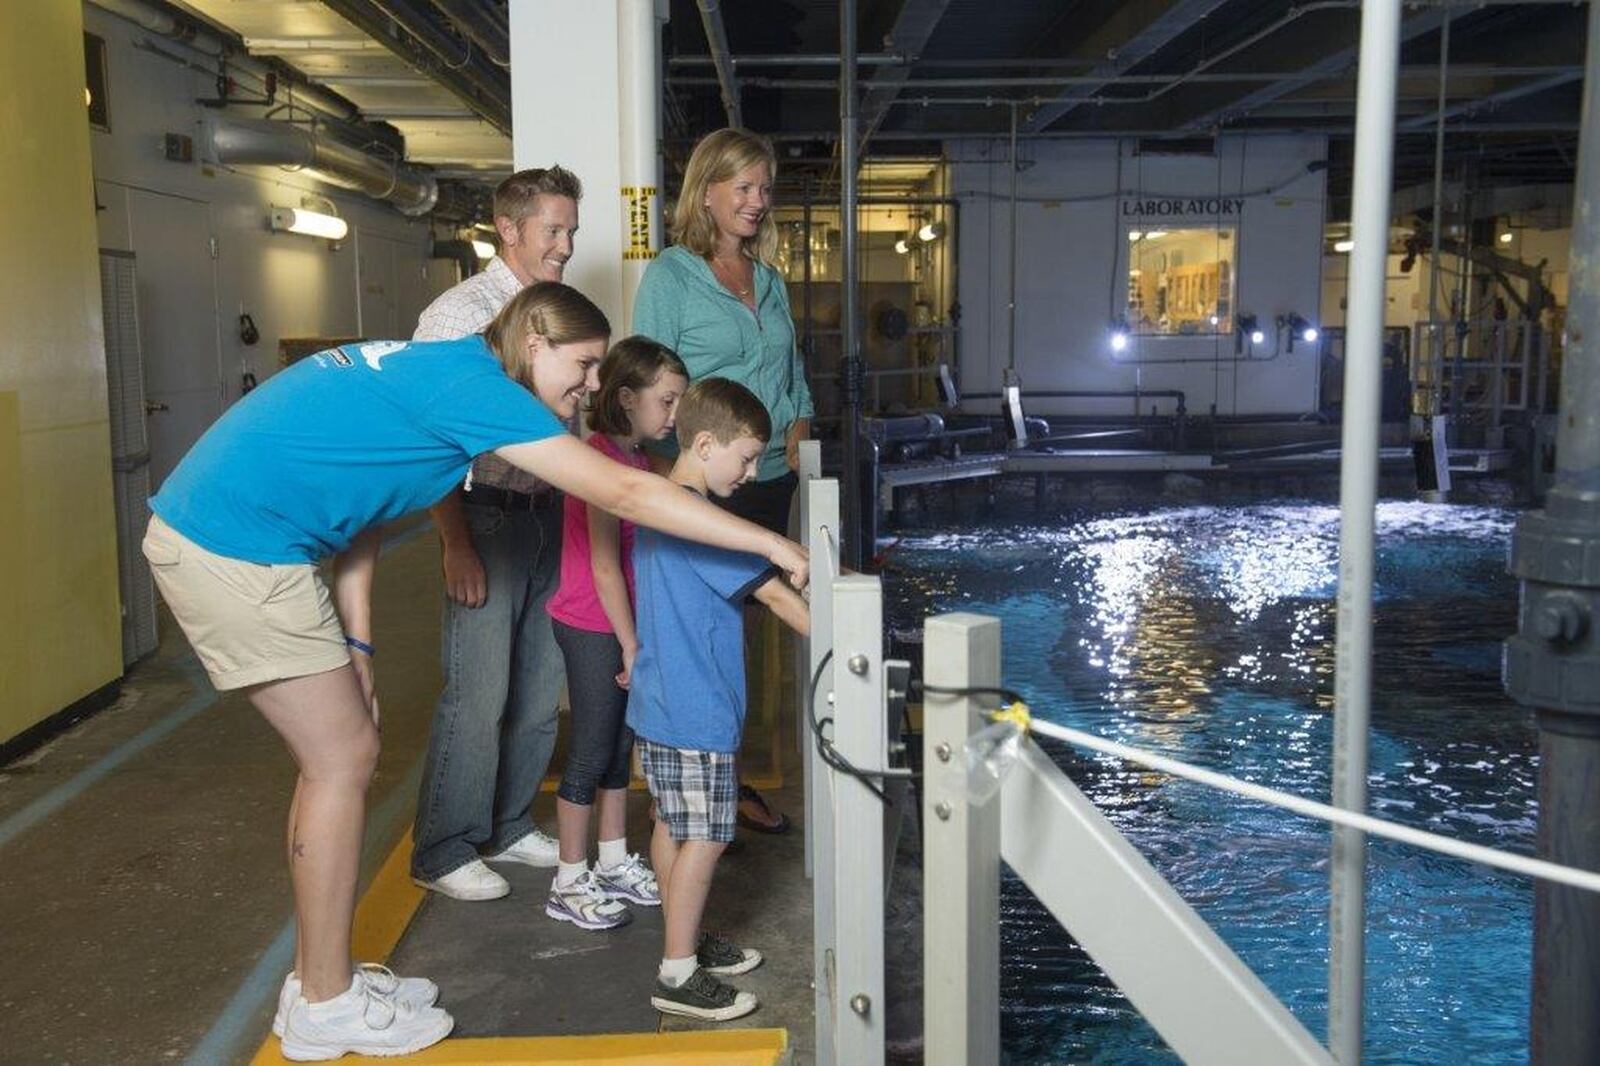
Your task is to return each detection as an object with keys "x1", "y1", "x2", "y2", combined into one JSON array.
[
  {"x1": 182, "y1": 756, "x2": 427, "y2": 1066},
  {"x1": 0, "y1": 660, "x2": 218, "y2": 851},
  {"x1": 0, "y1": 520, "x2": 433, "y2": 853}
]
